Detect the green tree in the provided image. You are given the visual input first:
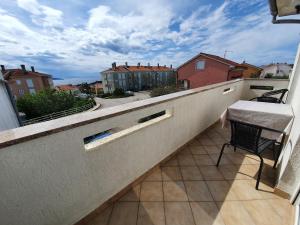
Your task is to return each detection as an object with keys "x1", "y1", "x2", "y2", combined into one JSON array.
[
  {"x1": 17, "y1": 89, "x2": 94, "y2": 119},
  {"x1": 79, "y1": 82, "x2": 92, "y2": 94}
]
